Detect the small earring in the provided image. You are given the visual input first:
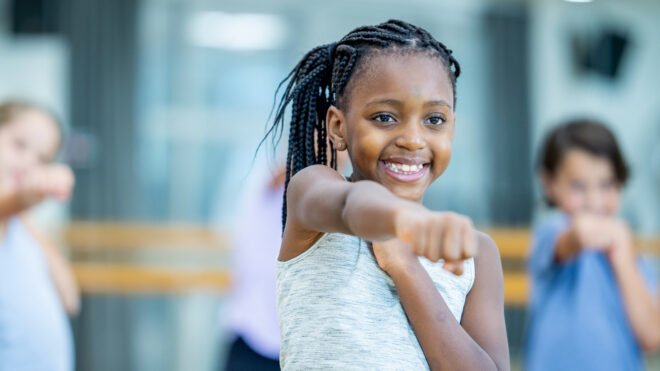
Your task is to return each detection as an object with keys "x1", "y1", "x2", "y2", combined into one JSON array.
[{"x1": 336, "y1": 142, "x2": 344, "y2": 150}]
